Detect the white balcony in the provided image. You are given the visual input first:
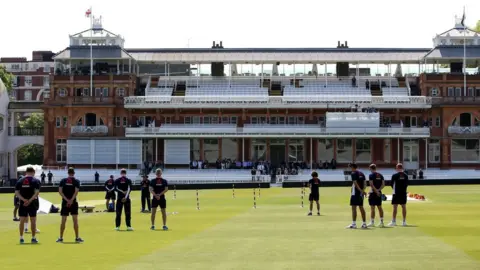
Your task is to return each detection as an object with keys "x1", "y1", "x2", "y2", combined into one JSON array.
[
  {"x1": 448, "y1": 126, "x2": 480, "y2": 135},
  {"x1": 71, "y1": 125, "x2": 108, "y2": 135},
  {"x1": 125, "y1": 124, "x2": 430, "y2": 138},
  {"x1": 124, "y1": 95, "x2": 432, "y2": 109}
]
